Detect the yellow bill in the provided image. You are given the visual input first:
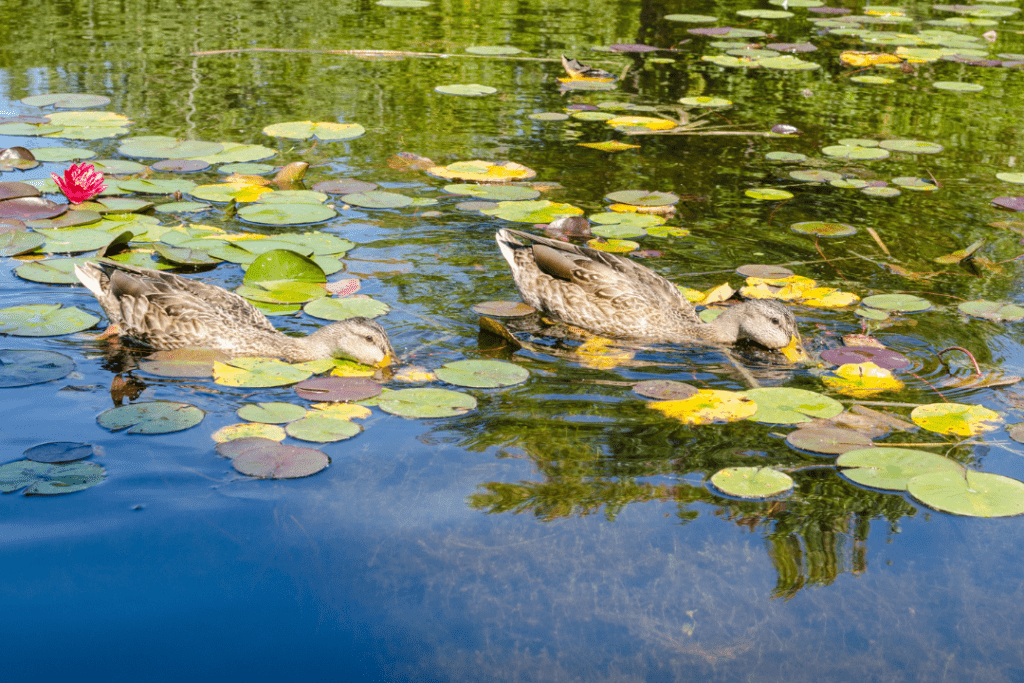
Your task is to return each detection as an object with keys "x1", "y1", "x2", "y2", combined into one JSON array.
[{"x1": 778, "y1": 335, "x2": 808, "y2": 363}]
